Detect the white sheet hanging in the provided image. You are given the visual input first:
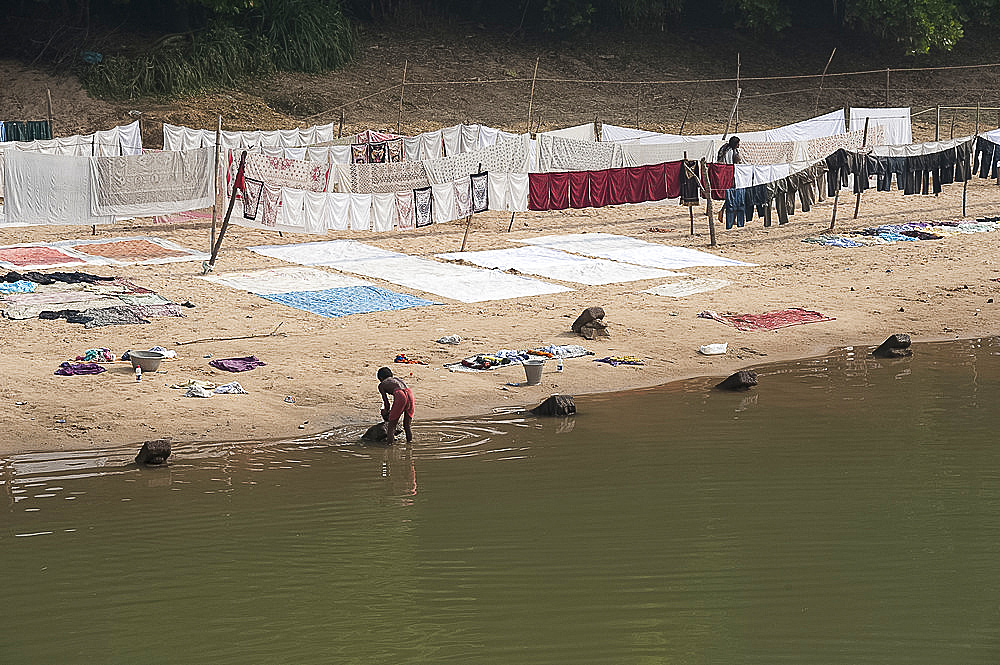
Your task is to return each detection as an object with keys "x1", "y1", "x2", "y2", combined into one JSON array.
[
  {"x1": 89, "y1": 147, "x2": 215, "y2": 217},
  {"x1": 349, "y1": 193, "x2": 372, "y2": 231},
  {"x1": 442, "y1": 125, "x2": 463, "y2": 156},
  {"x1": 487, "y1": 172, "x2": 508, "y2": 211},
  {"x1": 303, "y1": 191, "x2": 333, "y2": 234},
  {"x1": 431, "y1": 182, "x2": 456, "y2": 224},
  {"x1": 849, "y1": 107, "x2": 912, "y2": 145},
  {"x1": 3, "y1": 151, "x2": 113, "y2": 226},
  {"x1": 371, "y1": 193, "x2": 397, "y2": 232},
  {"x1": 328, "y1": 192, "x2": 351, "y2": 231},
  {"x1": 538, "y1": 123, "x2": 598, "y2": 142},
  {"x1": 507, "y1": 173, "x2": 529, "y2": 212}
]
